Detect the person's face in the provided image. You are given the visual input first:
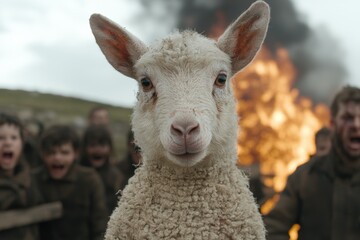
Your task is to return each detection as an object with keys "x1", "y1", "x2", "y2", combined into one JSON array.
[
  {"x1": 42, "y1": 143, "x2": 77, "y2": 180},
  {"x1": 0, "y1": 124, "x2": 22, "y2": 174},
  {"x1": 315, "y1": 136, "x2": 331, "y2": 157},
  {"x1": 86, "y1": 143, "x2": 111, "y2": 168},
  {"x1": 90, "y1": 110, "x2": 109, "y2": 126},
  {"x1": 332, "y1": 102, "x2": 360, "y2": 160}
]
